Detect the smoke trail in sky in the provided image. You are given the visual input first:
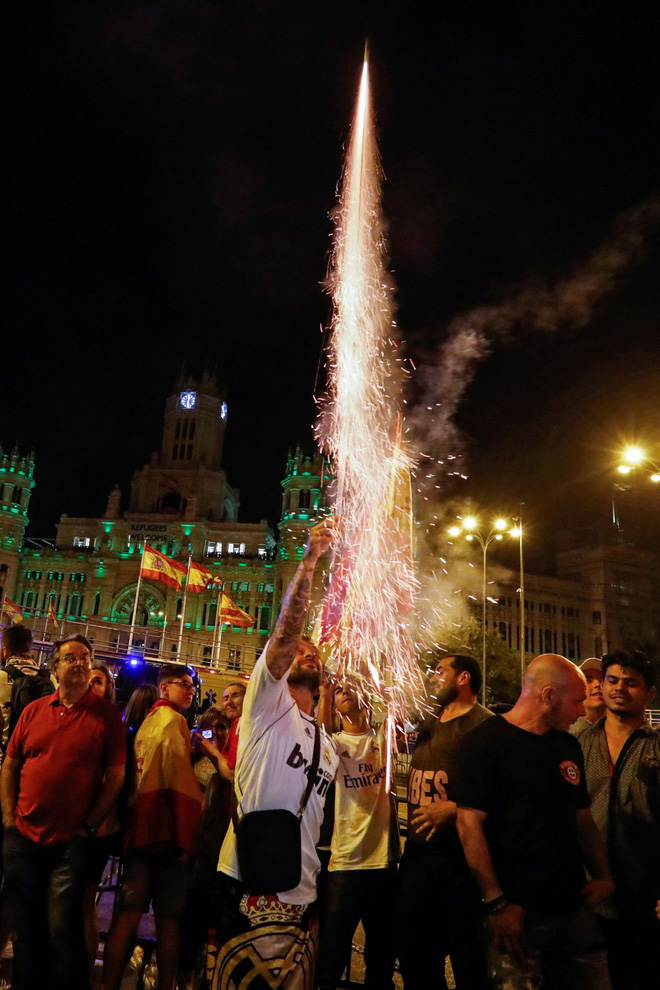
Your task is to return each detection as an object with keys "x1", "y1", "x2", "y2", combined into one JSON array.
[{"x1": 409, "y1": 199, "x2": 660, "y2": 484}]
